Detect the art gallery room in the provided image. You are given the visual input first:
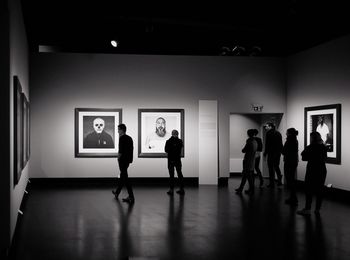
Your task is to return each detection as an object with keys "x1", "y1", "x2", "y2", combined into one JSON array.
[{"x1": 2, "y1": 1, "x2": 350, "y2": 259}]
